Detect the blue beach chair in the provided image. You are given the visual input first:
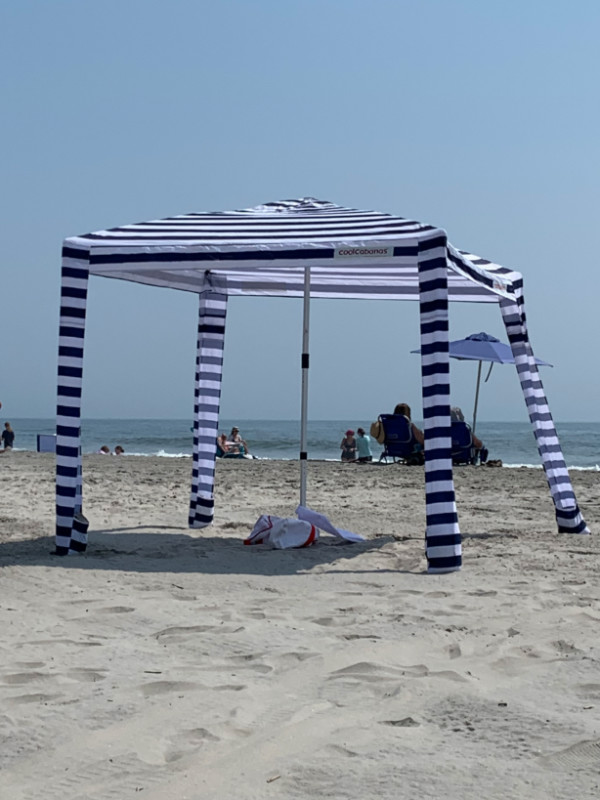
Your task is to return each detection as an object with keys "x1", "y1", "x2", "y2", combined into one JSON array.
[
  {"x1": 451, "y1": 420, "x2": 480, "y2": 465},
  {"x1": 378, "y1": 414, "x2": 424, "y2": 465}
]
